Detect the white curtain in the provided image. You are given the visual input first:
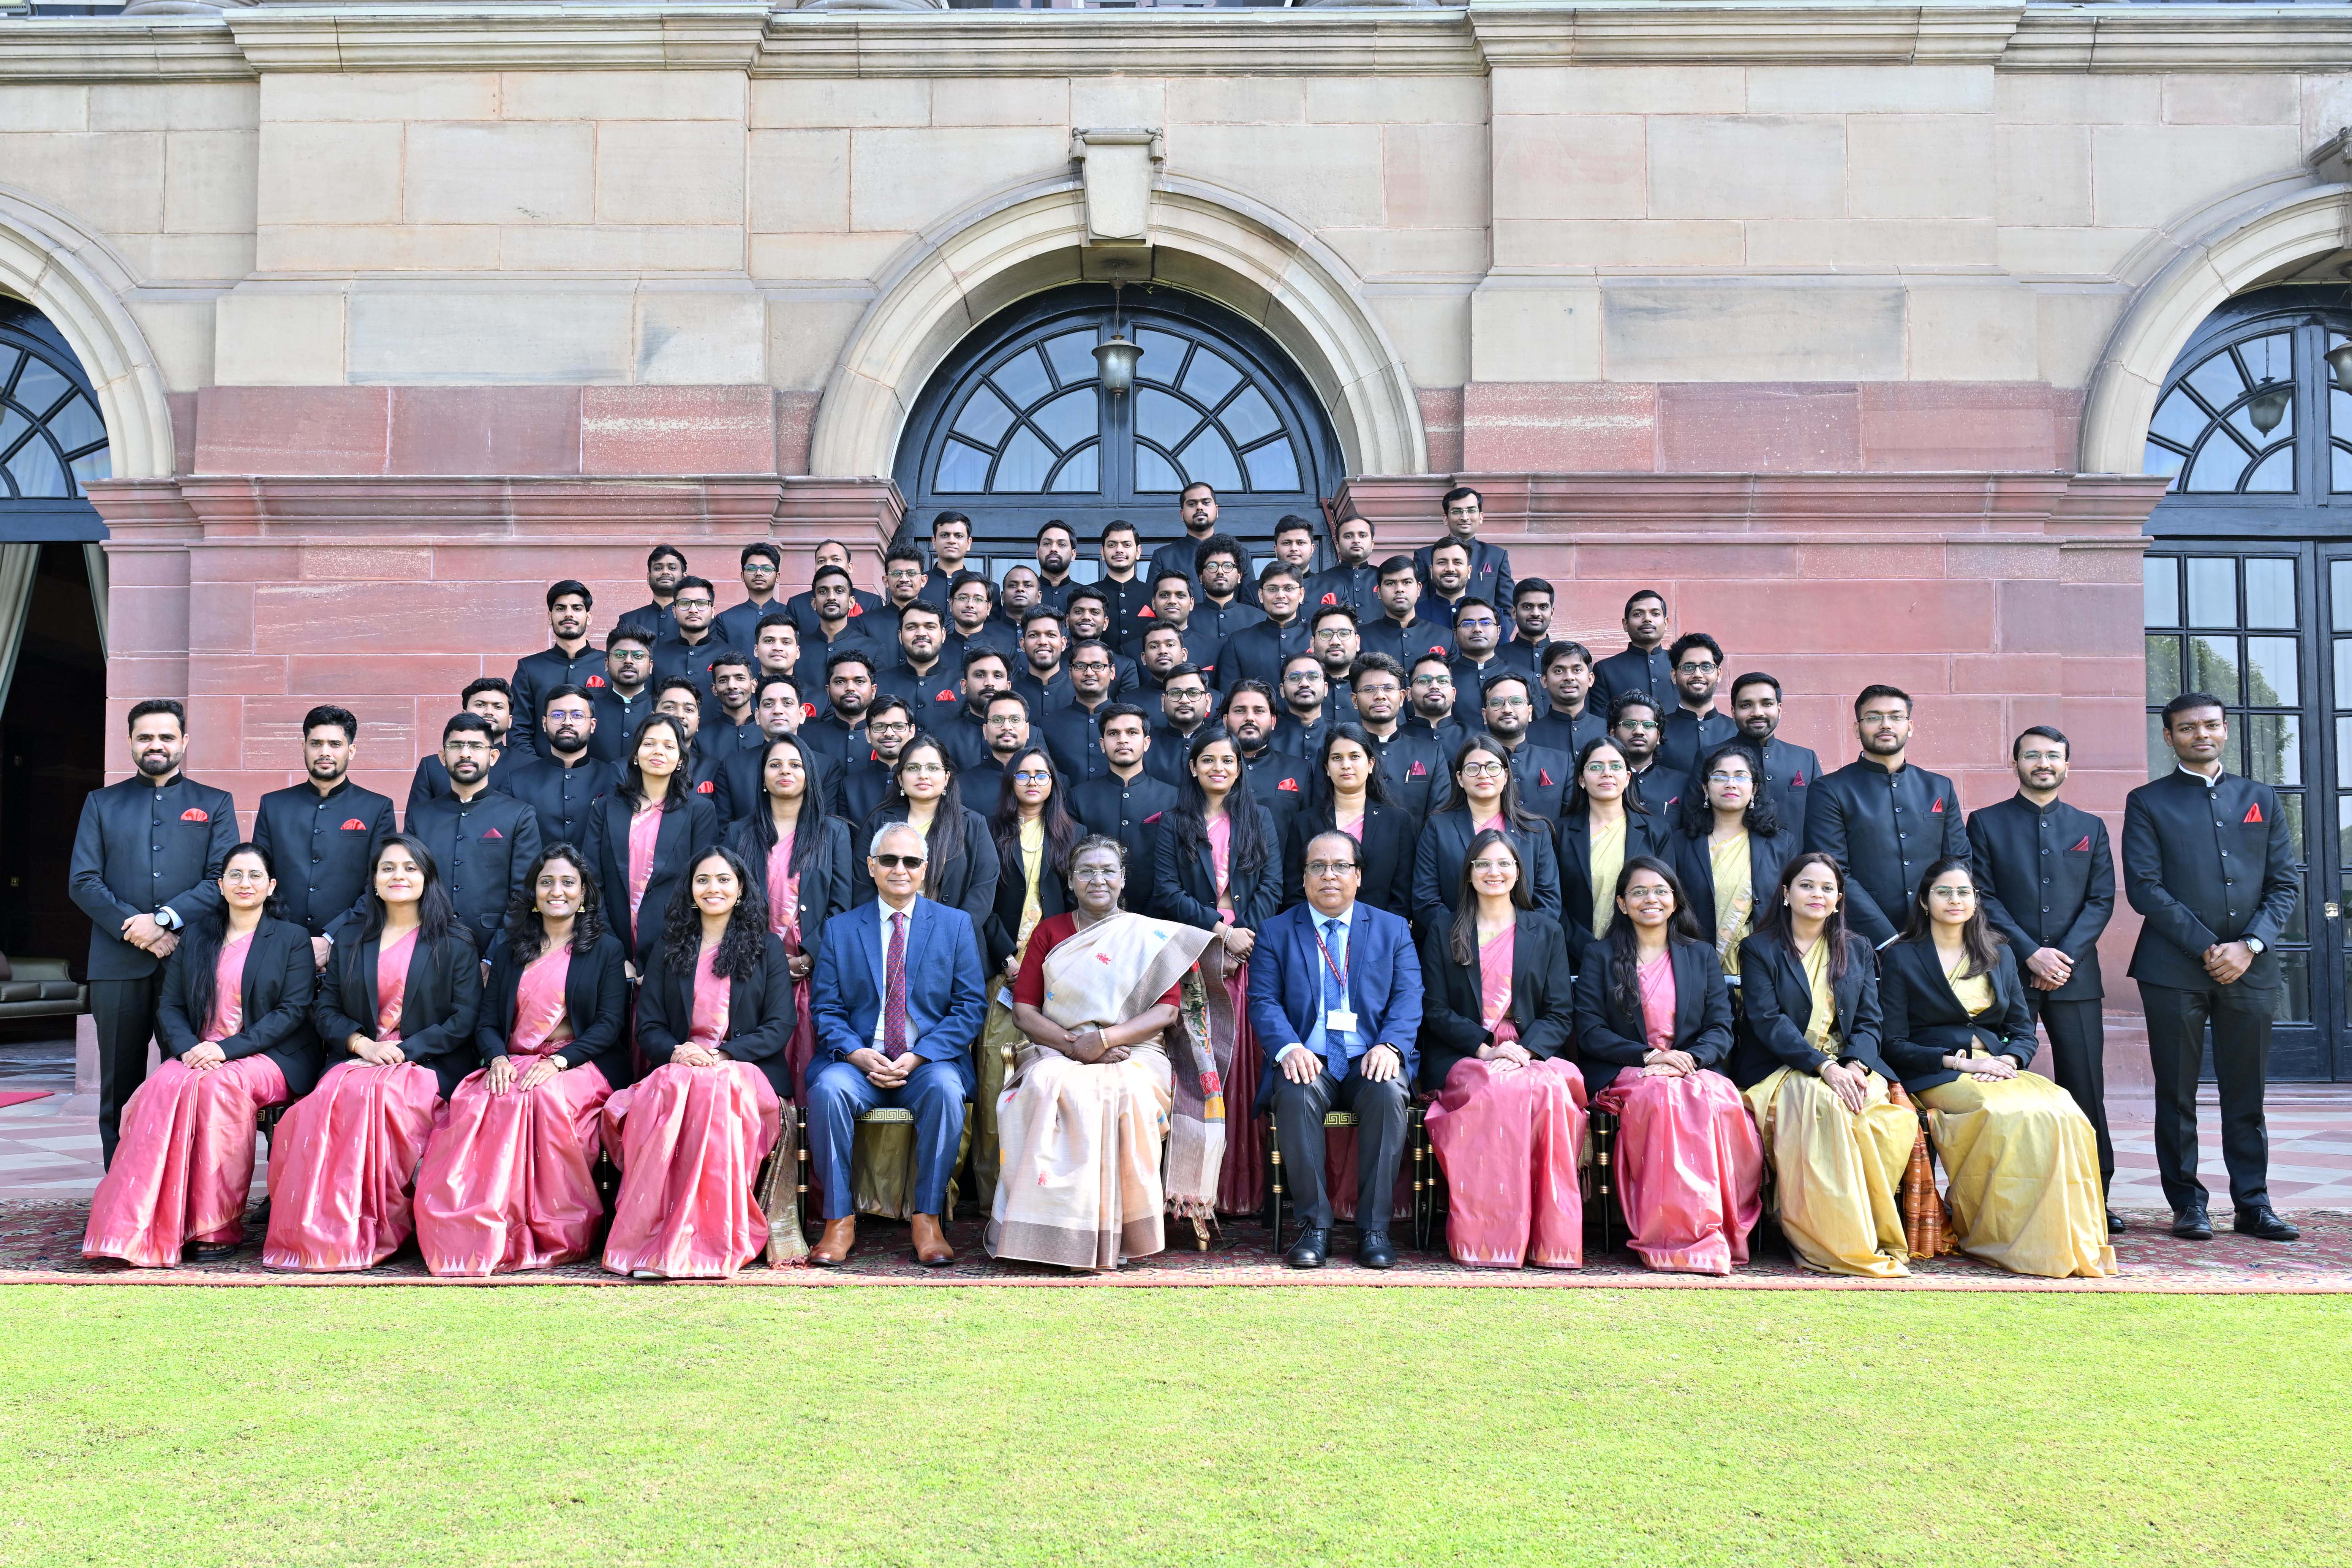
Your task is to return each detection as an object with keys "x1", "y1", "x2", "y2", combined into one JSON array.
[
  {"x1": 0, "y1": 543, "x2": 38, "y2": 716},
  {"x1": 82, "y1": 541, "x2": 108, "y2": 657}
]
